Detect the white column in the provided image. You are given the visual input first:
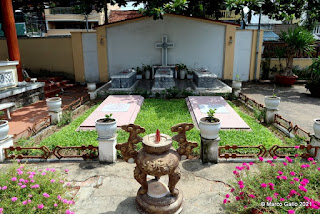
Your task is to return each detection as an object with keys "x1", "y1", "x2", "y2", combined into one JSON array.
[
  {"x1": 98, "y1": 135, "x2": 117, "y2": 163},
  {"x1": 0, "y1": 135, "x2": 13, "y2": 162}
]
